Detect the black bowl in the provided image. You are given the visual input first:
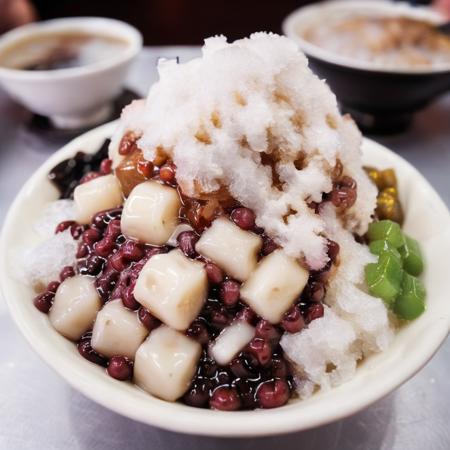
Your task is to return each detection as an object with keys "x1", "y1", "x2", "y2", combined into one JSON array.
[
  {"x1": 307, "y1": 56, "x2": 450, "y2": 134},
  {"x1": 283, "y1": 1, "x2": 450, "y2": 134}
]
